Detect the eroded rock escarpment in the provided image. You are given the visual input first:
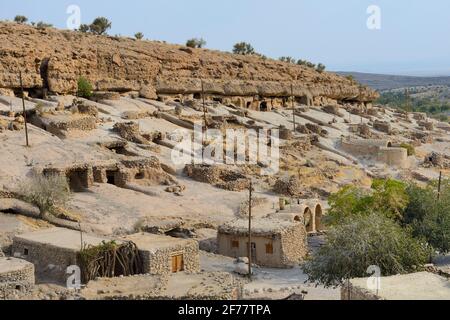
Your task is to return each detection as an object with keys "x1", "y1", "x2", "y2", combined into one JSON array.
[{"x1": 0, "y1": 21, "x2": 378, "y2": 105}]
